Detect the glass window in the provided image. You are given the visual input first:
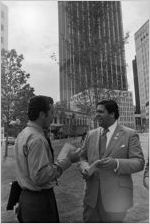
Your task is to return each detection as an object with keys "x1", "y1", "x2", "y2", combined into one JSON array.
[
  {"x1": 1, "y1": 24, "x2": 4, "y2": 31},
  {"x1": 1, "y1": 11, "x2": 4, "y2": 18},
  {"x1": 1, "y1": 36, "x2": 4, "y2": 43}
]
